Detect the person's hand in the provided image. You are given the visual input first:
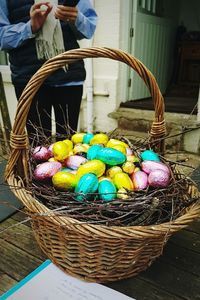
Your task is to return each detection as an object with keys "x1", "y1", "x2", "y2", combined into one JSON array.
[
  {"x1": 55, "y1": 5, "x2": 78, "y2": 23},
  {"x1": 30, "y1": 2, "x2": 53, "y2": 33}
]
